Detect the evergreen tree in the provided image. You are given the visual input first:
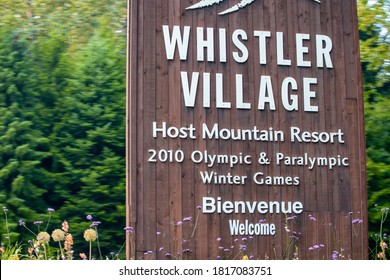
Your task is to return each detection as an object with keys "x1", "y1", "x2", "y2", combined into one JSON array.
[
  {"x1": 1, "y1": 1, "x2": 127, "y2": 257},
  {"x1": 50, "y1": 20, "x2": 126, "y2": 257},
  {"x1": 0, "y1": 26, "x2": 52, "y2": 243},
  {"x1": 358, "y1": 0, "x2": 390, "y2": 234}
]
